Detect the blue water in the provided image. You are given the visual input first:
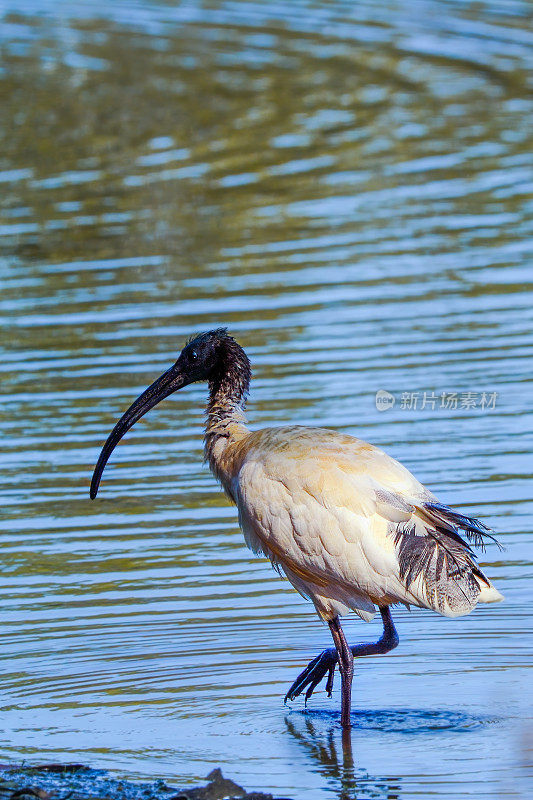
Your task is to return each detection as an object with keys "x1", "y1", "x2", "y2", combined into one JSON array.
[{"x1": 1, "y1": 1, "x2": 532, "y2": 798}]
